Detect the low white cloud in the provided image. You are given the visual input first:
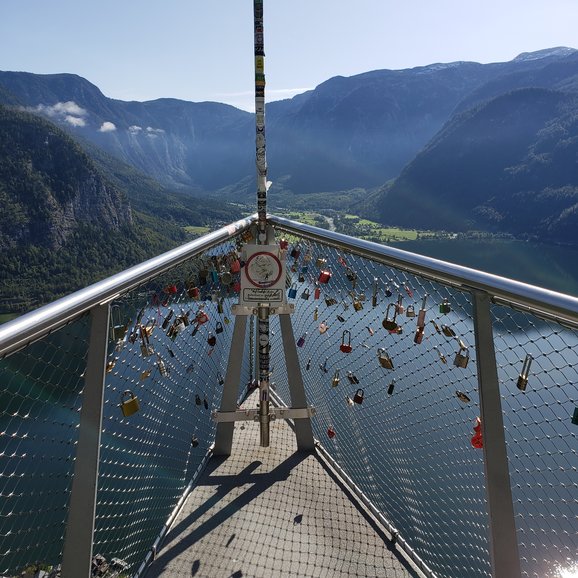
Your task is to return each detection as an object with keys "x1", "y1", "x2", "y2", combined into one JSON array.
[
  {"x1": 30, "y1": 101, "x2": 88, "y2": 127},
  {"x1": 99, "y1": 121, "x2": 117, "y2": 132},
  {"x1": 128, "y1": 125, "x2": 142, "y2": 134},
  {"x1": 146, "y1": 126, "x2": 165, "y2": 134},
  {"x1": 64, "y1": 115, "x2": 86, "y2": 127}
]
